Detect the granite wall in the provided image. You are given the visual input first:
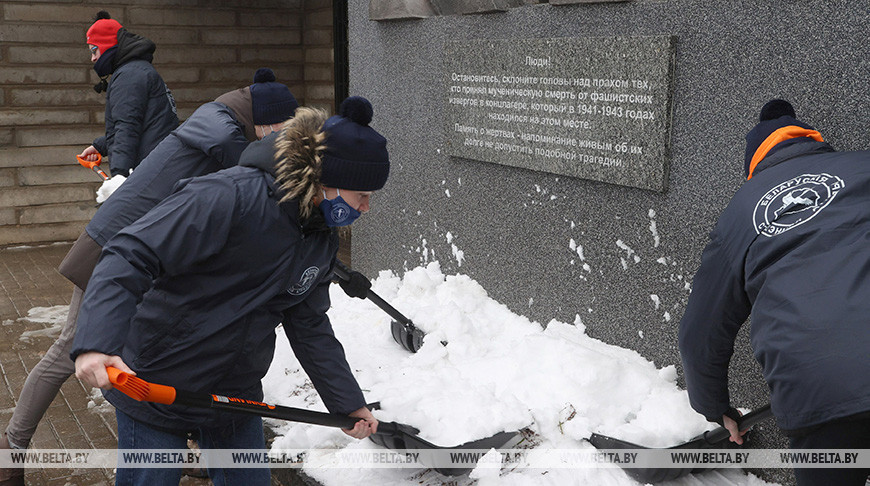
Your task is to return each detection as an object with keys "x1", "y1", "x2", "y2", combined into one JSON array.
[{"x1": 346, "y1": 1, "x2": 870, "y2": 483}]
